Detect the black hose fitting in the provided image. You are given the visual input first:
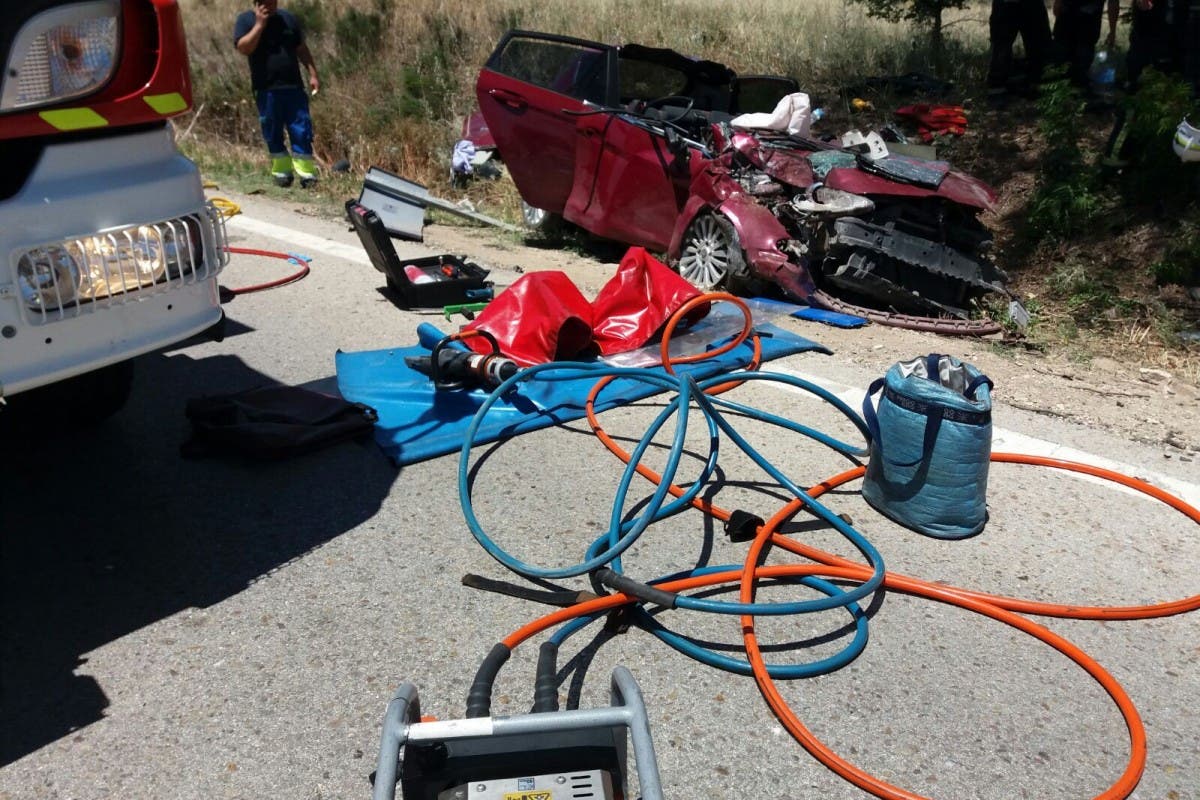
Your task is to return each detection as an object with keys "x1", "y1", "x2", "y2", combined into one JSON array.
[
  {"x1": 724, "y1": 509, "x2": 765, "y2": 542},
  {"x1": 532, "y1": 641, "x2": 560, "y2": 713},
  {"x1": 595, "y1": 568, "x2": 678, "y2": 608},
  {"x1": 465, "y1": 642, "x2": 511, "y2": 718}
]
